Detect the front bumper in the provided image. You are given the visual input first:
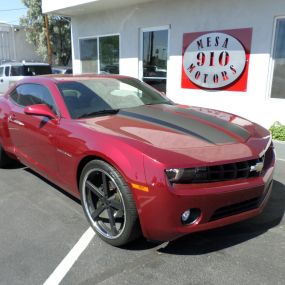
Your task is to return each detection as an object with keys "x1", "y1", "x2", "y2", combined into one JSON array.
[{"x1": 136, "y1": 147, "x2": 275, "y2": 242}]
